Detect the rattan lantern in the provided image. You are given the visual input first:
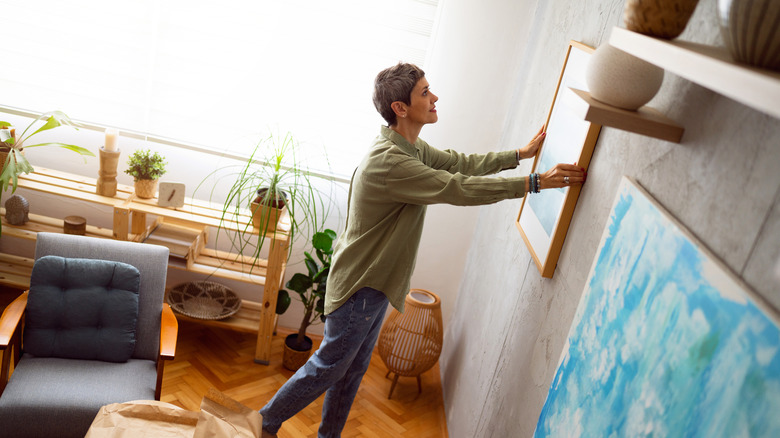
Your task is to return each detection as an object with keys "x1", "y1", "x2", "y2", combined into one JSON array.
[{"x1": 377, "y1": 288, "x2": 443, "y2": 399}]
